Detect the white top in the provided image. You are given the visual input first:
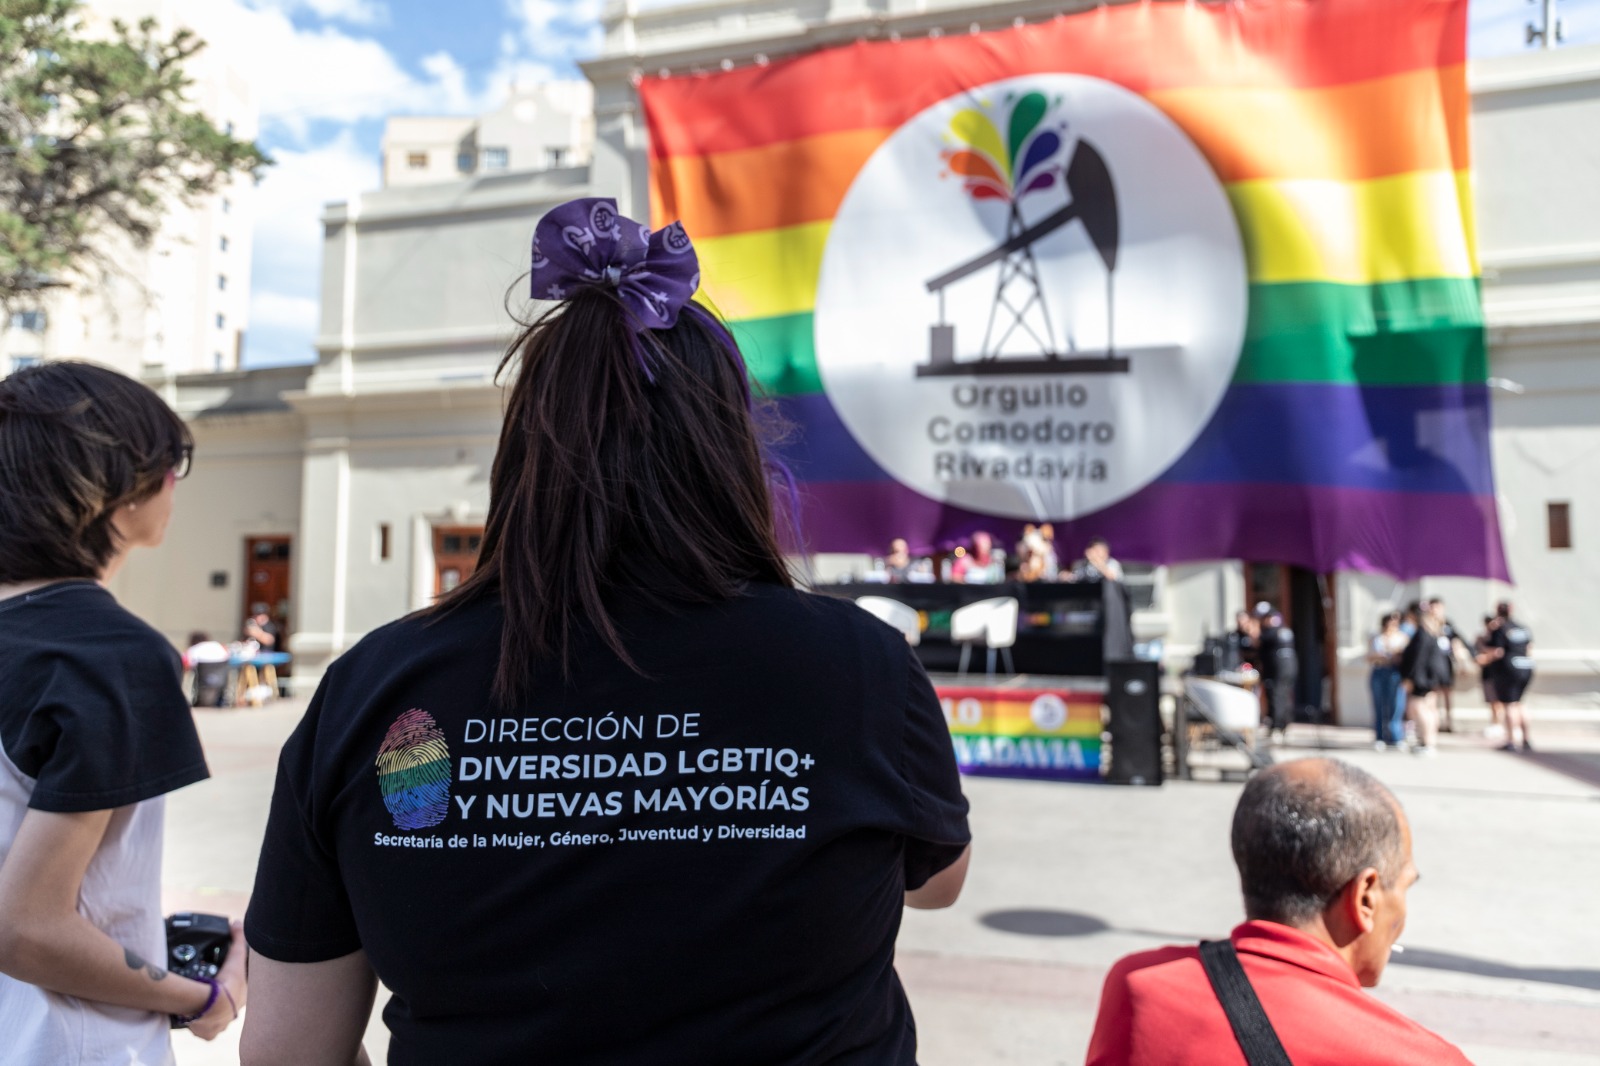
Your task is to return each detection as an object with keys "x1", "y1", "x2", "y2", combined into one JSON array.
[
  {"x1": 185, "y1": 640, "x2": 230, "y2": 664},
  {"x1": 0, "y1": 746, "x2": 175, "y2": 1066}
]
